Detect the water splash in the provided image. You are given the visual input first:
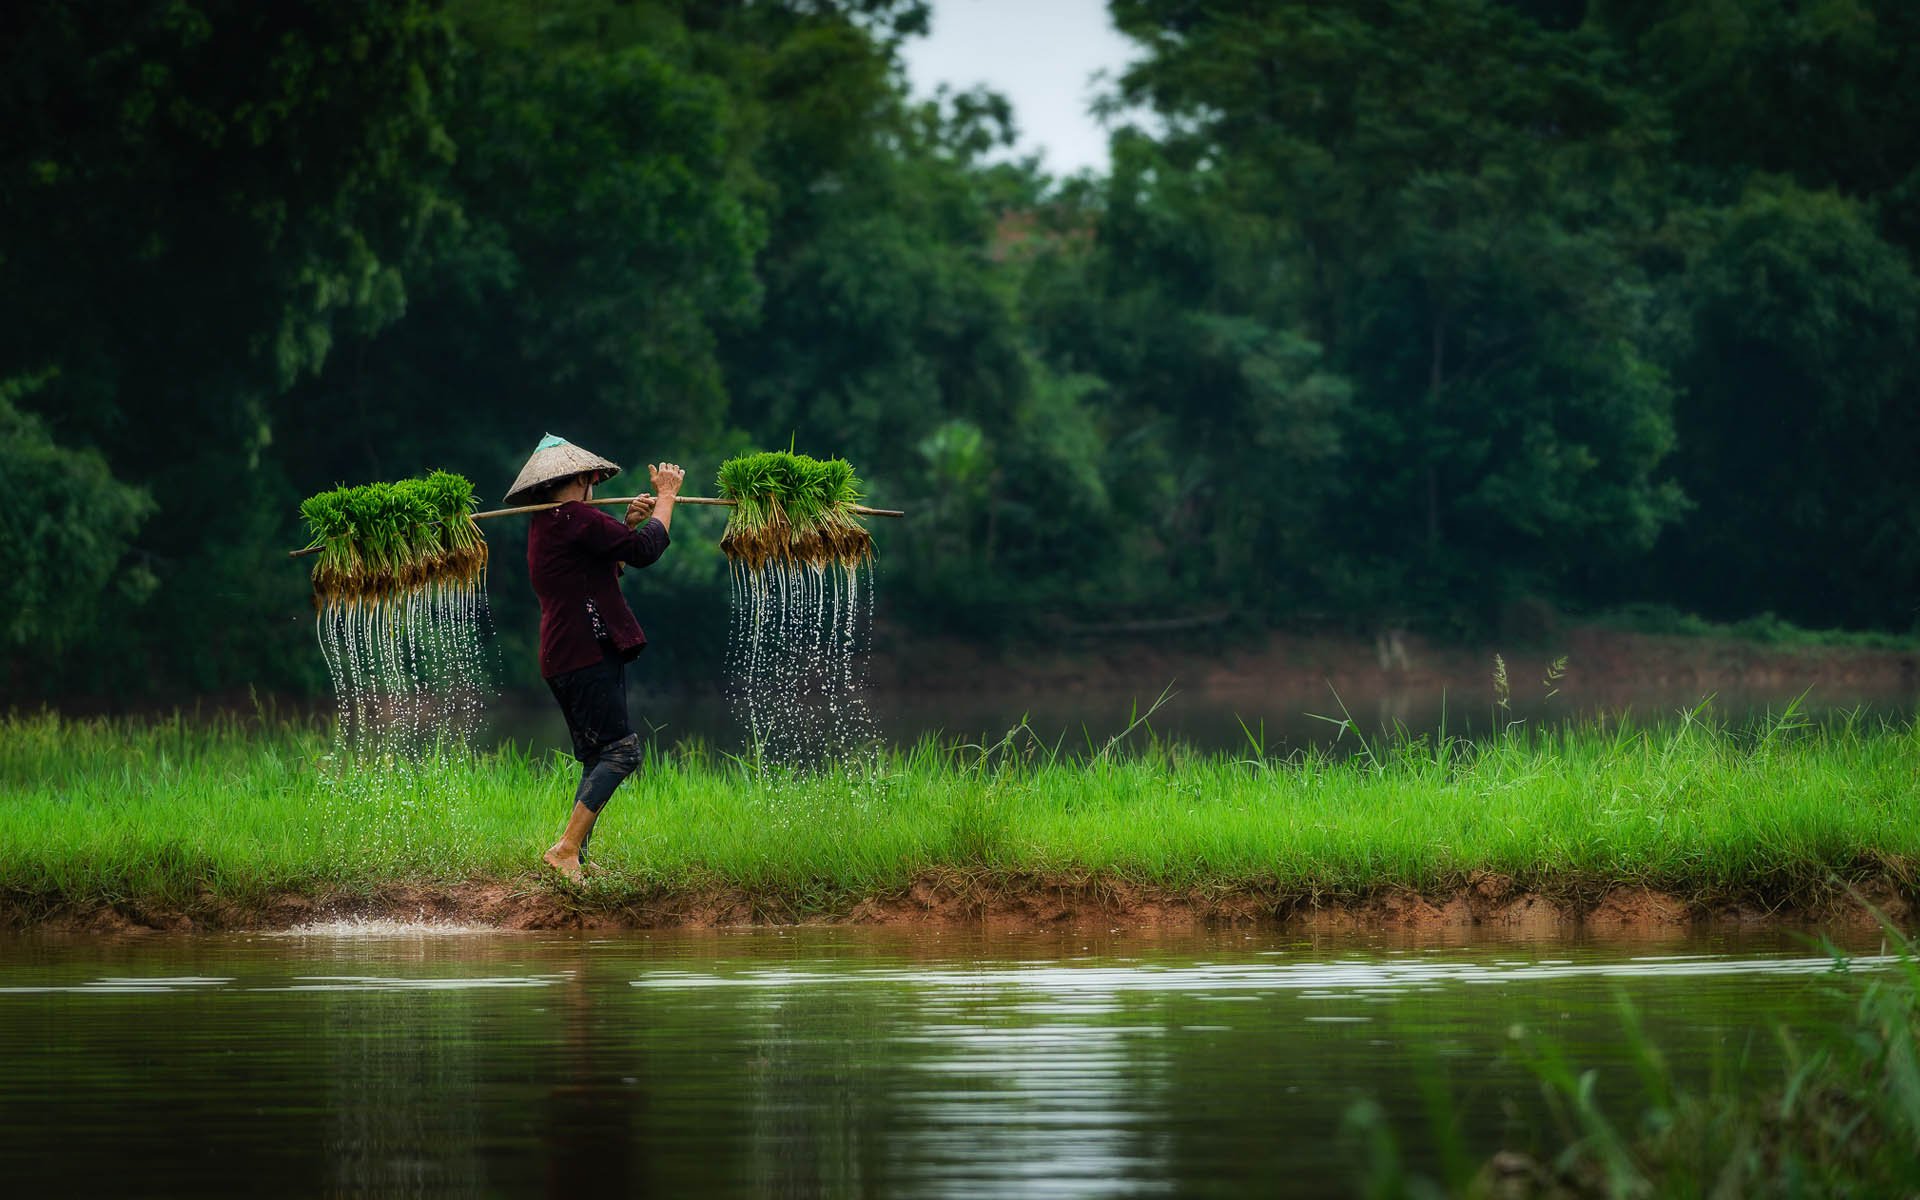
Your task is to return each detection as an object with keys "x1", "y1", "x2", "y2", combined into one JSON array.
[
  {"x1": 727, "y1": 560, "x2": 877, "y2": 766},
  {"x1": 314, "y1": 576, "x2": 495, "y2": 778}
]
